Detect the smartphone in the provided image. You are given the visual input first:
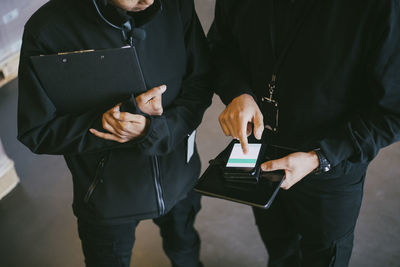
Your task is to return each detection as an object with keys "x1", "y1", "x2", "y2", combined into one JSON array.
[{"x1": 224, "y1": 143, "x2": 264, "y2": 182}]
